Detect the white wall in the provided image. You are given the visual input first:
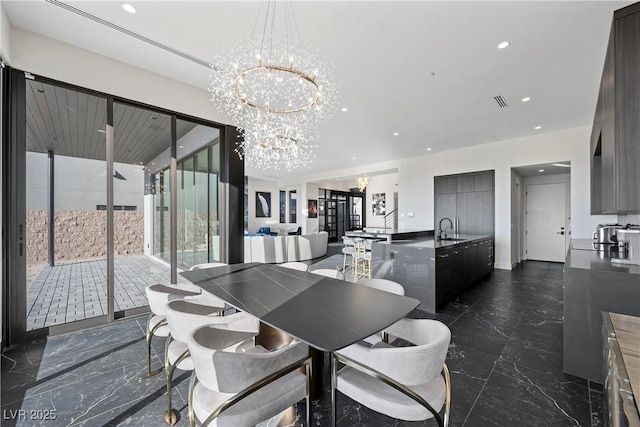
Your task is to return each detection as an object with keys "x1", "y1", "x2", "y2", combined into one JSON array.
[
  {"x1": 522, "y1": 172, "x2": 572, "y2": 261},
  {"x1": 398, "y1": 126, "x2": 617, "y2": 269},
  {"x1": 11, "y1": 27, "x2": 226, "y2": 125},
  {"x1": 1, "y1": 3, "x2": 11, "y2": 63},
  {"x1": 363, "y1": 173, "x2": 398, "y2": 229},
  {"x1": 26, "y1": 152, "x2": 145, "y2": 210}
]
